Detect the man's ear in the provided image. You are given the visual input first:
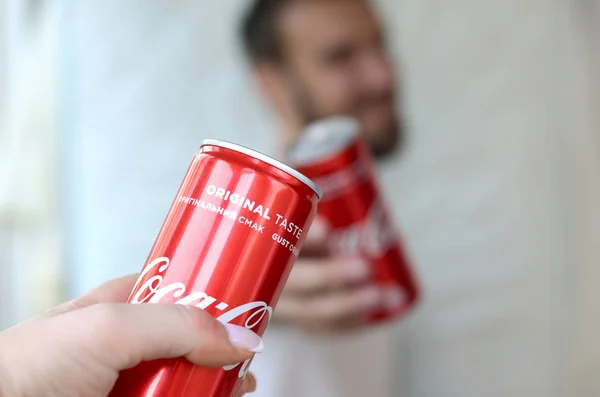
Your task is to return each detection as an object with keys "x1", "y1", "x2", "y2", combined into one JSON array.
[{"x1": 252, "y1": 61, "x2": 298, "y2": 122}]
